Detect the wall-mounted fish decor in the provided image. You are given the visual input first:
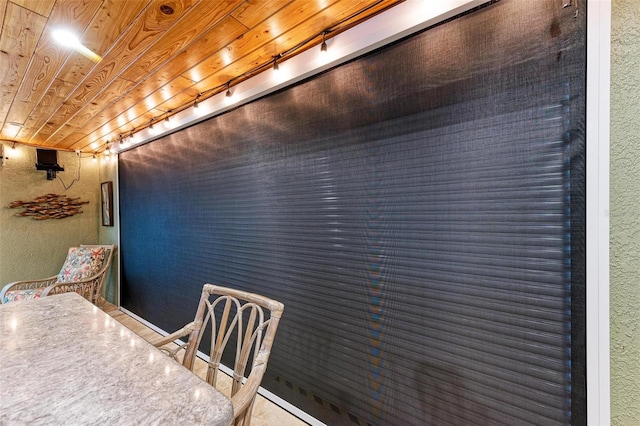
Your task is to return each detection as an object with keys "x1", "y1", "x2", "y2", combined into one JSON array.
[{"x1": 9, "y1": 194, "x2": 89, "y2": 220}]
